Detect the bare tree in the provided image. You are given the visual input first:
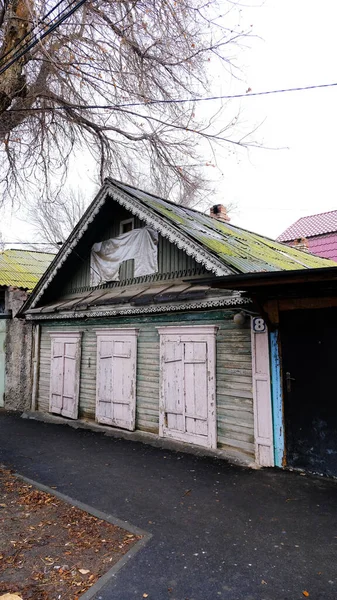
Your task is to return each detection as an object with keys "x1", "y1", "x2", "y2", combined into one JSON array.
[
  {"x1": 0, "y1": 0, "x2": 251, "y2": 206},
  {"x1": 27, "y1": 186, "x2": 92, "y2": 249}
]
